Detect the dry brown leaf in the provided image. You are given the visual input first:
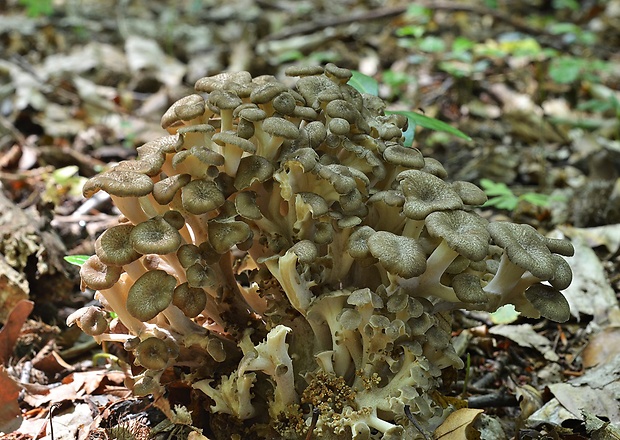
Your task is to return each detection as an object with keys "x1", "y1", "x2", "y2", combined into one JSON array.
[
  {"x1": 434, "y1": 408, "x2": 483, "y2": 440},
  {"x1": 0, "y1": 300, "x2": 33, "y2": 364},
  {"x1": 582, "y1": 327, "x2": 620, "y2": 368},
  {"x1": 0, "y1": 366, "x2": 23, "y2": 434},
  {"x1": 22, "y1": 370, "x2": 125, "y2": 407}
]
